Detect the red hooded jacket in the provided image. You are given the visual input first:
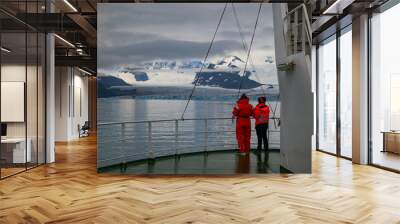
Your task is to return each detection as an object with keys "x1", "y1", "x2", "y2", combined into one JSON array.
[
  {"x1": 253, "y1": 103, "x2": 270, "y2": 126},
  {"x1": 232, "y1": 98, "x2": 253, "y2": 153},
  {"x1": 232, "y1": 98, "x2": 253, "y2": 118}
]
